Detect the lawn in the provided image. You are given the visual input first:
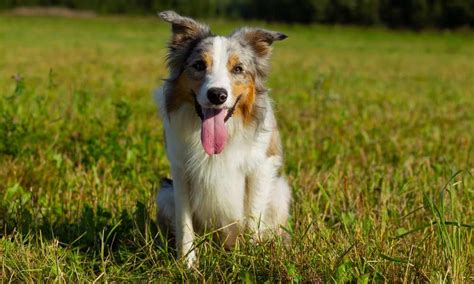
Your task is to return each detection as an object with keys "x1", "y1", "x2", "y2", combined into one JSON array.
[{"x1": 0, "y1": 15, "x2": 473, "y2": 282}]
